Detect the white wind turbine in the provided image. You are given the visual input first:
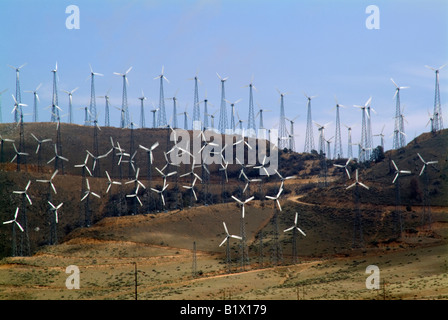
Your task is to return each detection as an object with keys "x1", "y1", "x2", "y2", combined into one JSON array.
[
  {"x1": 346, "y1": 169, "x2": 369, "y2": 190},
  {"x1": 333, "y1": 157, "x2": 352, "y2": 179},
  {"x1": 265, "y1": 186, "x2": 284, "y2": 211},
  {"x1": 47, "y1": 143, "x2": 69, "y2": 171},
  {"x1": 62, "y1": 87, "x2": 78, "y2": 124},
  {"x1": 10, "y1": 142, "x2": 29, "y2": 164},
  {"x1": 231, "y1": 195, "x2": 255, "y2": 219},
  {"x1": 150, "y1": 182, "x2": 169, "y2": 209},
  {"x1": 284, "y1": 212, "x2": 306, "y2": 264},
  {"x1": 105, "y1": 170, "x2": 122, "y2": 193},
  {"x1": 13, "y1": 180, "x2": 32, "y2": 205},
  {"x1": 182, "y1": 176, "x2": 199, "y2": 202},
  {"x1": 254, "y1": 154, "x2": 270, "y2": 177},
  {"x1": 391, "y1": 160, "x2": 411, "y2": 184},
  {"x1": 74, "y1": 153, "x2": 92, "y2": 177},
  {"x1": 25, "y1": 83, "x2": 42, "y2": 122},
  {"x1": 219, "y1": 221, "x2": 242, "y2": 273},
  {"x1": 274, "y1": 169, "x2": 296, "y2": 189},
  {"x1": 391, "y1": 159, "x2": 411, "y2": 237},
  {"x1": 36, "y1": 169, "x2": 59, "y2": 194},
  {"x1": 81, "y1": 178, "x2": 101, "y2": 202},
  {"x1": 3, "y1": 207, "x2": 24, "y2": 232},
  {"x1": 48, "y1": 201, "x2": 63, "y2": 224}
]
